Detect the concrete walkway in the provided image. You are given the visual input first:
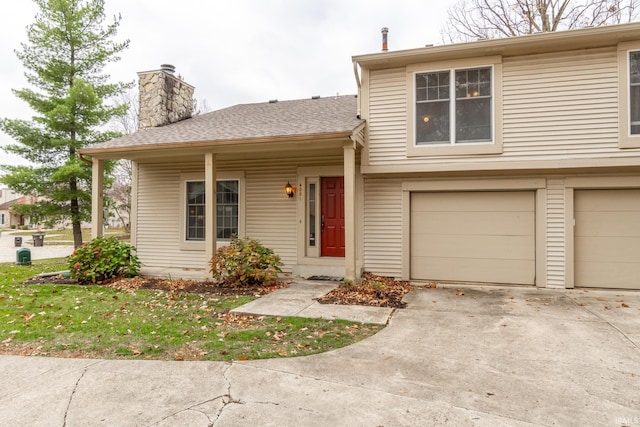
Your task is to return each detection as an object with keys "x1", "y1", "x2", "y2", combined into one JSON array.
[{"x1": 1, "y1": 282, "x2": 639, "y2": 426}]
